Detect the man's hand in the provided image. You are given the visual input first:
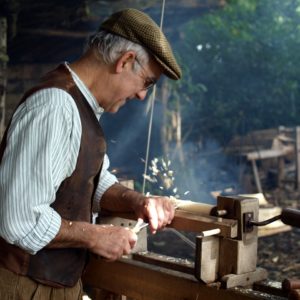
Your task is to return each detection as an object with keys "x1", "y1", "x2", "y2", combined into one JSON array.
[
  {"x1": 134, "y1": 195, "x2": 175, "y2": 234},
  {"x1": 47, "y1": 220, "x2": 137, "y2": 261},
  {"x1": 48, "y1": 187, "x2": 175, "y2": 259},
  {"x1": 100, "y1": 183, "x2": 176, "y2": 233},
  {"x1": 89, "y1": 225, "x2": 138, "y2": 261}
]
